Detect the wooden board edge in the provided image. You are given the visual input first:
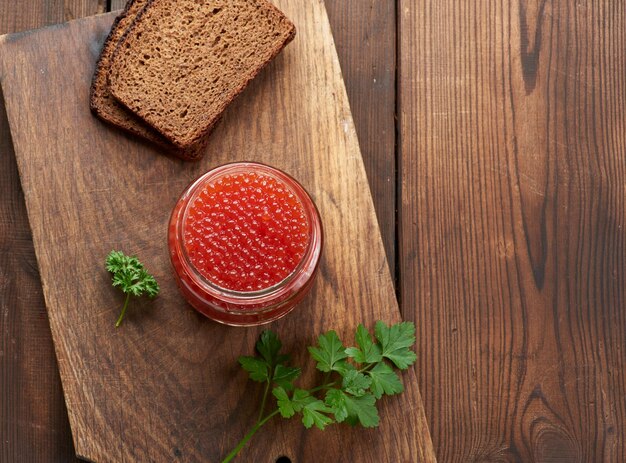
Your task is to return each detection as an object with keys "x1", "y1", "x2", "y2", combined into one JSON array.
[{"x1": 0, "y1": 13, "x2": 118, "y2": 461}]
